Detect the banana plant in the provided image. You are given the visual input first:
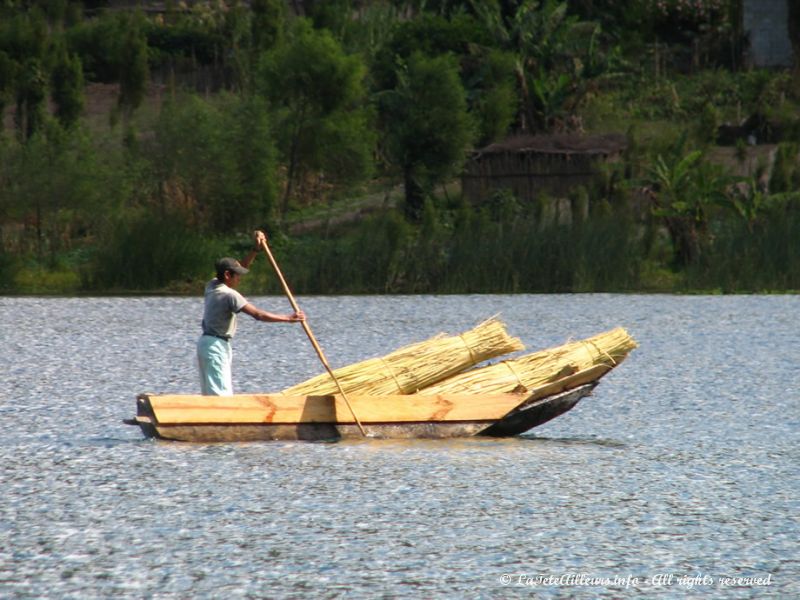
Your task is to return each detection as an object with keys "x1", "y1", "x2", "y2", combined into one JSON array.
[
  {"x1": 644, "y1": 143, "x2": 734, "y2": 266},
  {"x1": 529, "y1": 69, "x2": 573, "y2": 130},
  {"x1": 727, "y1": 179, "x2": 797, "y2": 233},
  {"x1": 468, "y1": 0, "x2": 603, "y2": 132},
  {"x1": 648, "y1": 149, "x2": 703, "y2": 219}
]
